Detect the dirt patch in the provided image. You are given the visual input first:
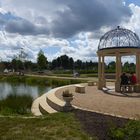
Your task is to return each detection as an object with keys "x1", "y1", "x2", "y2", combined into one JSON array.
[{"x1": 73, "y1": 109, "x2": 129, "y2": 140}]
